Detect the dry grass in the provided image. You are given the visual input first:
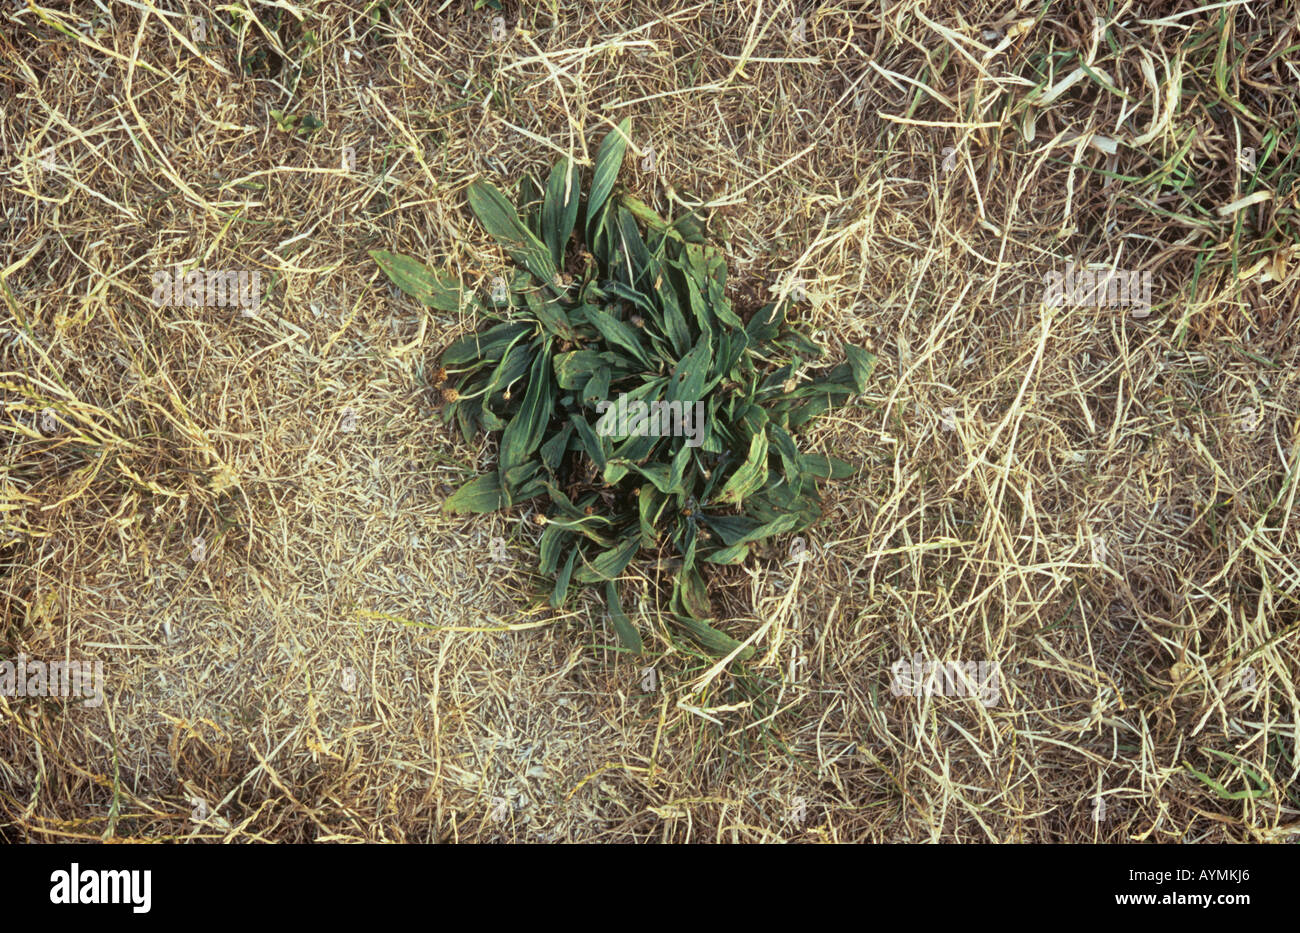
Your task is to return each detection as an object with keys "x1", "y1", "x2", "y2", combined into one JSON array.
[{"x1": 2, "y1": 0, "x2": 1298, "y2": 843}]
